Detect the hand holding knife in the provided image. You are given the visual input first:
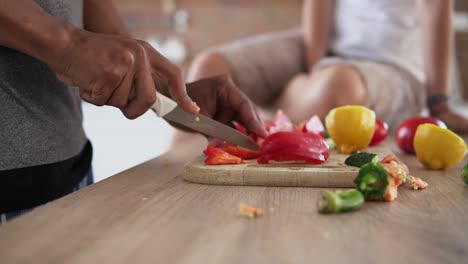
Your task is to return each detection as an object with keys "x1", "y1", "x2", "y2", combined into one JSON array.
[{"x1": 151, "y1": 91, "x2": 261, "y2": 151}]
